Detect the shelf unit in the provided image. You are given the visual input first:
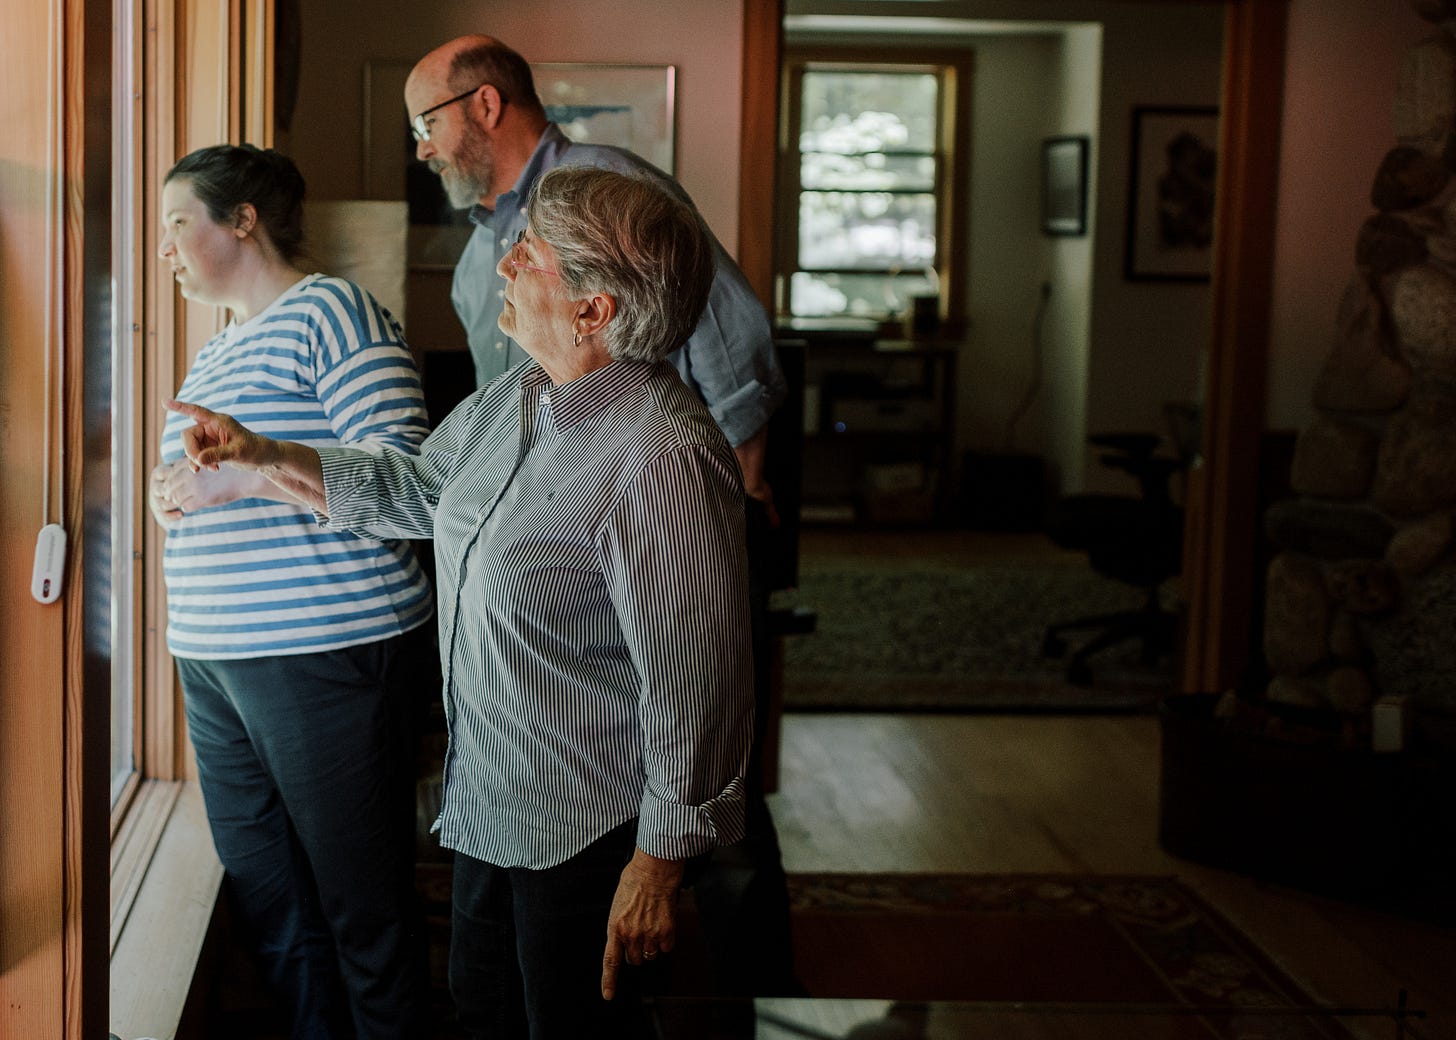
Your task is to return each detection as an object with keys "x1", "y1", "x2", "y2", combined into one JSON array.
[{"x1": 796, "y1": 337, "x2": 958, "y2": 526}]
